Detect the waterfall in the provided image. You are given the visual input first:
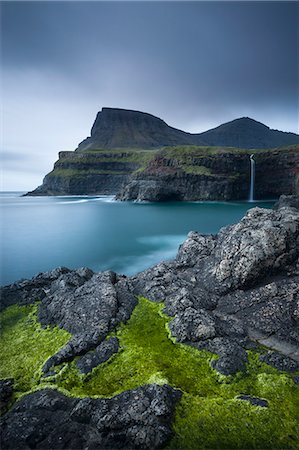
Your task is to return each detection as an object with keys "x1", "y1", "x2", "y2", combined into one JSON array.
[{"x1": 249, "y1": 154, "x2": 255, "y2": 202}]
